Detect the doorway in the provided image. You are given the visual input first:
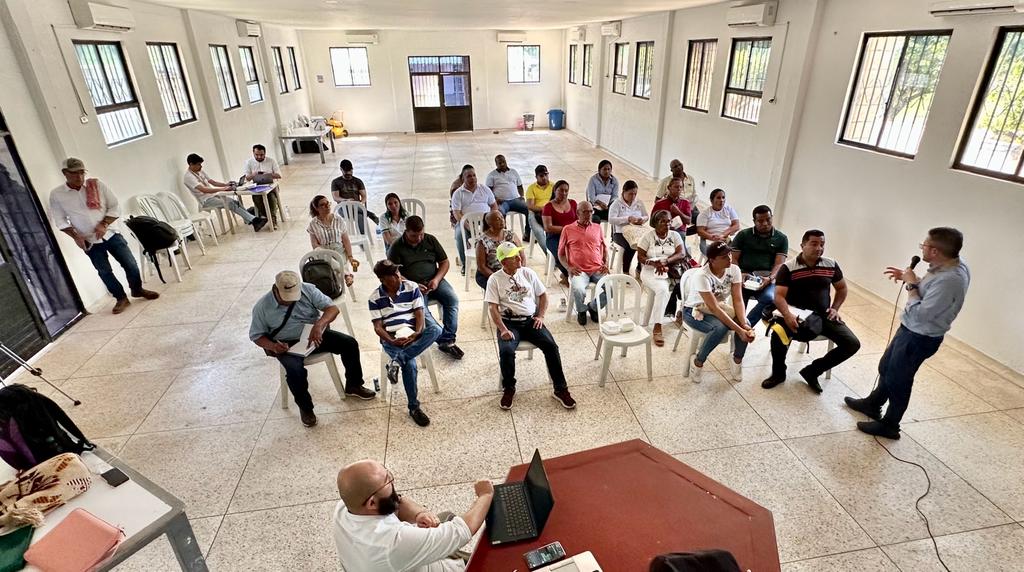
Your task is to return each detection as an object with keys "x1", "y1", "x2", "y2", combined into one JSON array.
[{"x1": 408, "y1": 56, "x2": 473, "y2": 133}]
